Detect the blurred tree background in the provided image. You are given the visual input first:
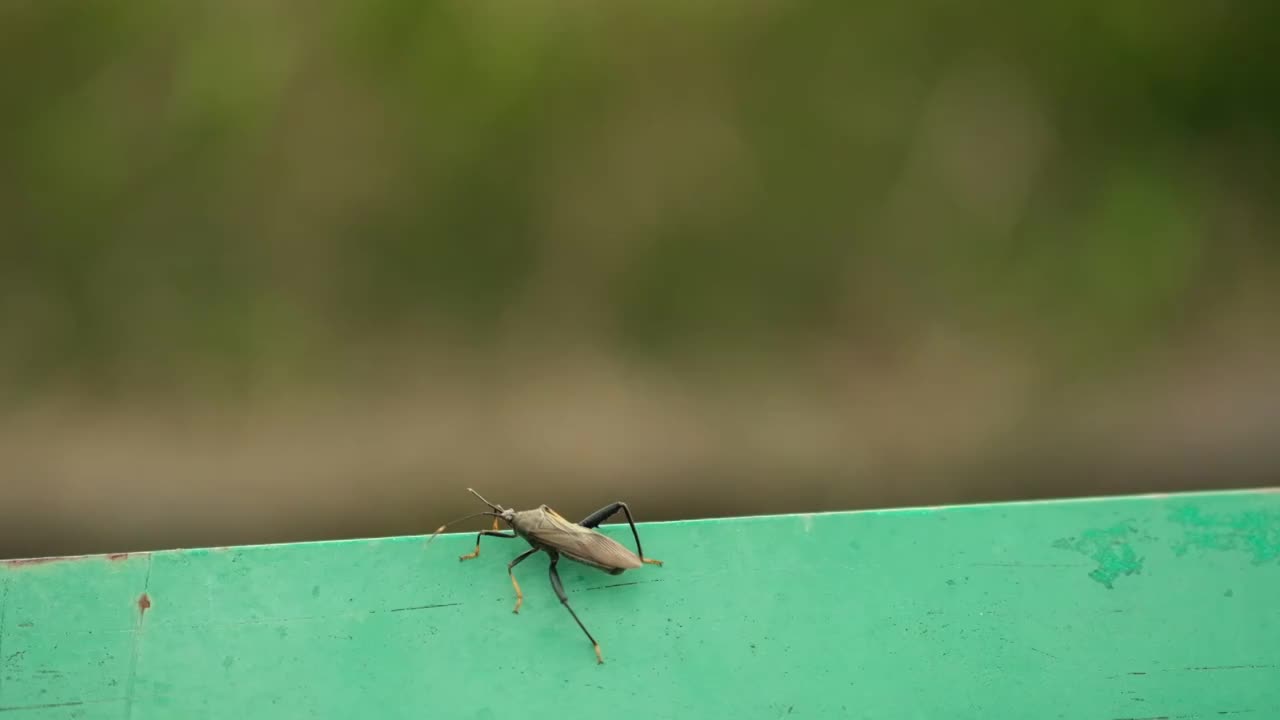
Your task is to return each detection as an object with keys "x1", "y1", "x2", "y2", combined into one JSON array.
[{"x1": 1, "y1": 1, "x2": 1278, "y2": 558}]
